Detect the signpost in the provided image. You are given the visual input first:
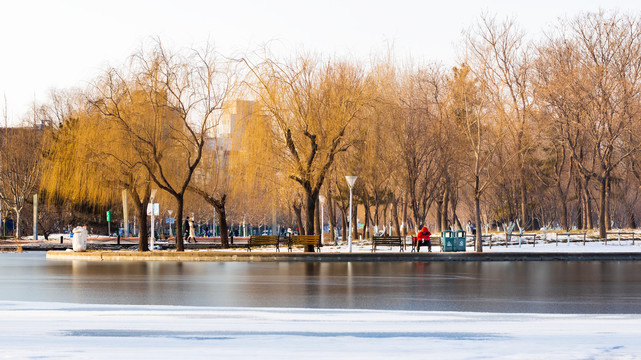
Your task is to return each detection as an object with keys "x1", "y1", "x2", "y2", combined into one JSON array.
[{"x1": 106, "y1": 210, "x2": 112, "y2": 236}]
